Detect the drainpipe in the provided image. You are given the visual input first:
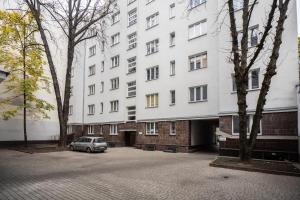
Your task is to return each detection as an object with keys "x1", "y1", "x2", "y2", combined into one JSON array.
[{"x1": 81, "y1": 40, "x2": 87, "y2": 136}]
